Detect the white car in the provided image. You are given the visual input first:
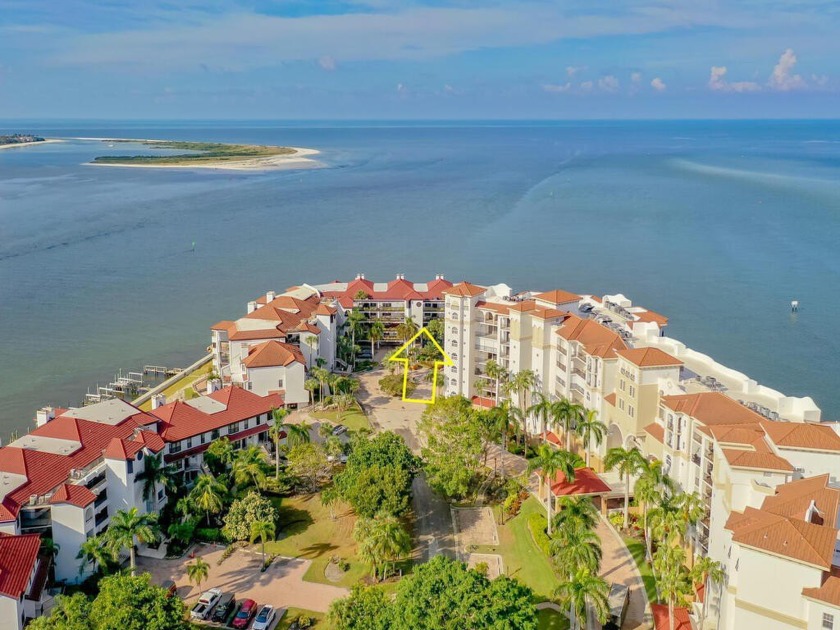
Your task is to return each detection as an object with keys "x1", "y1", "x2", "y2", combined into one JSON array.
[
  {"x1": 252, "y1": 604, "x2": 276, "y2": 630},
  {"x1": 189, "y1": 588, "x2": 222, "y2": 620}
]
